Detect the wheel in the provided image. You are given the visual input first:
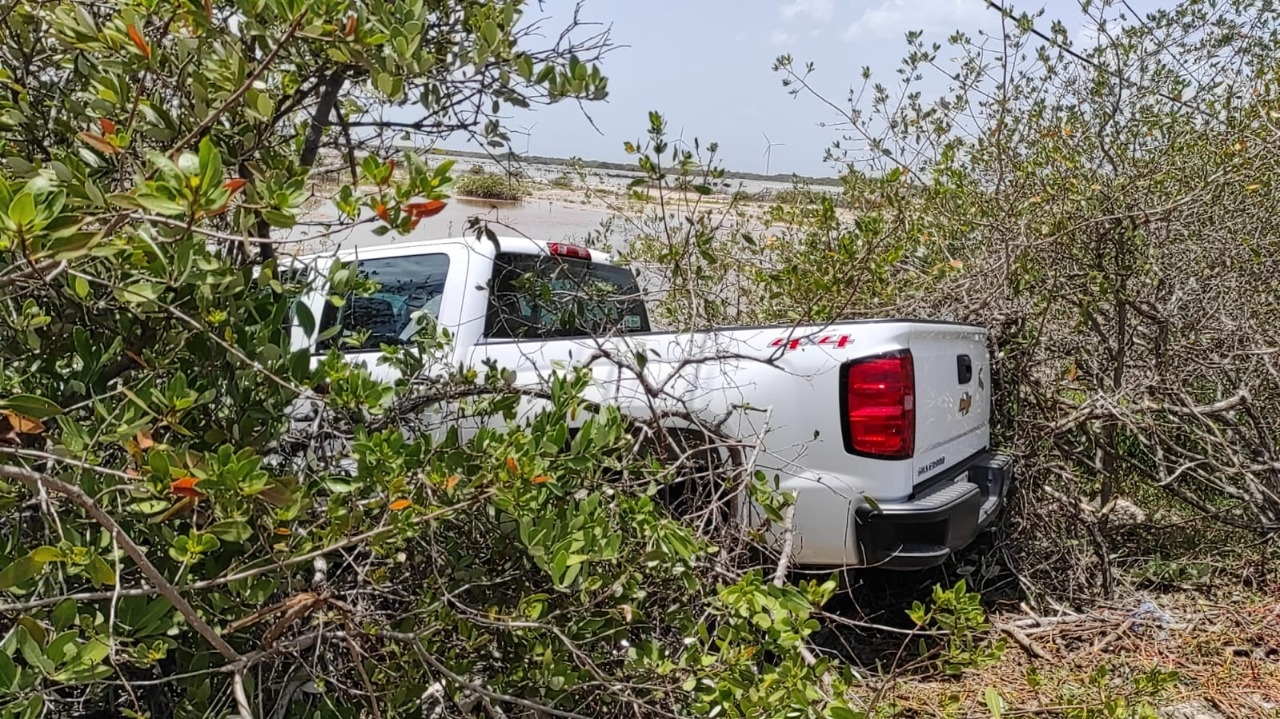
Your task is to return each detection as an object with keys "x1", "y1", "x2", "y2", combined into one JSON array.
[{"x1": 637, "y1": 426, "x2": 737, "y2": 536}]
